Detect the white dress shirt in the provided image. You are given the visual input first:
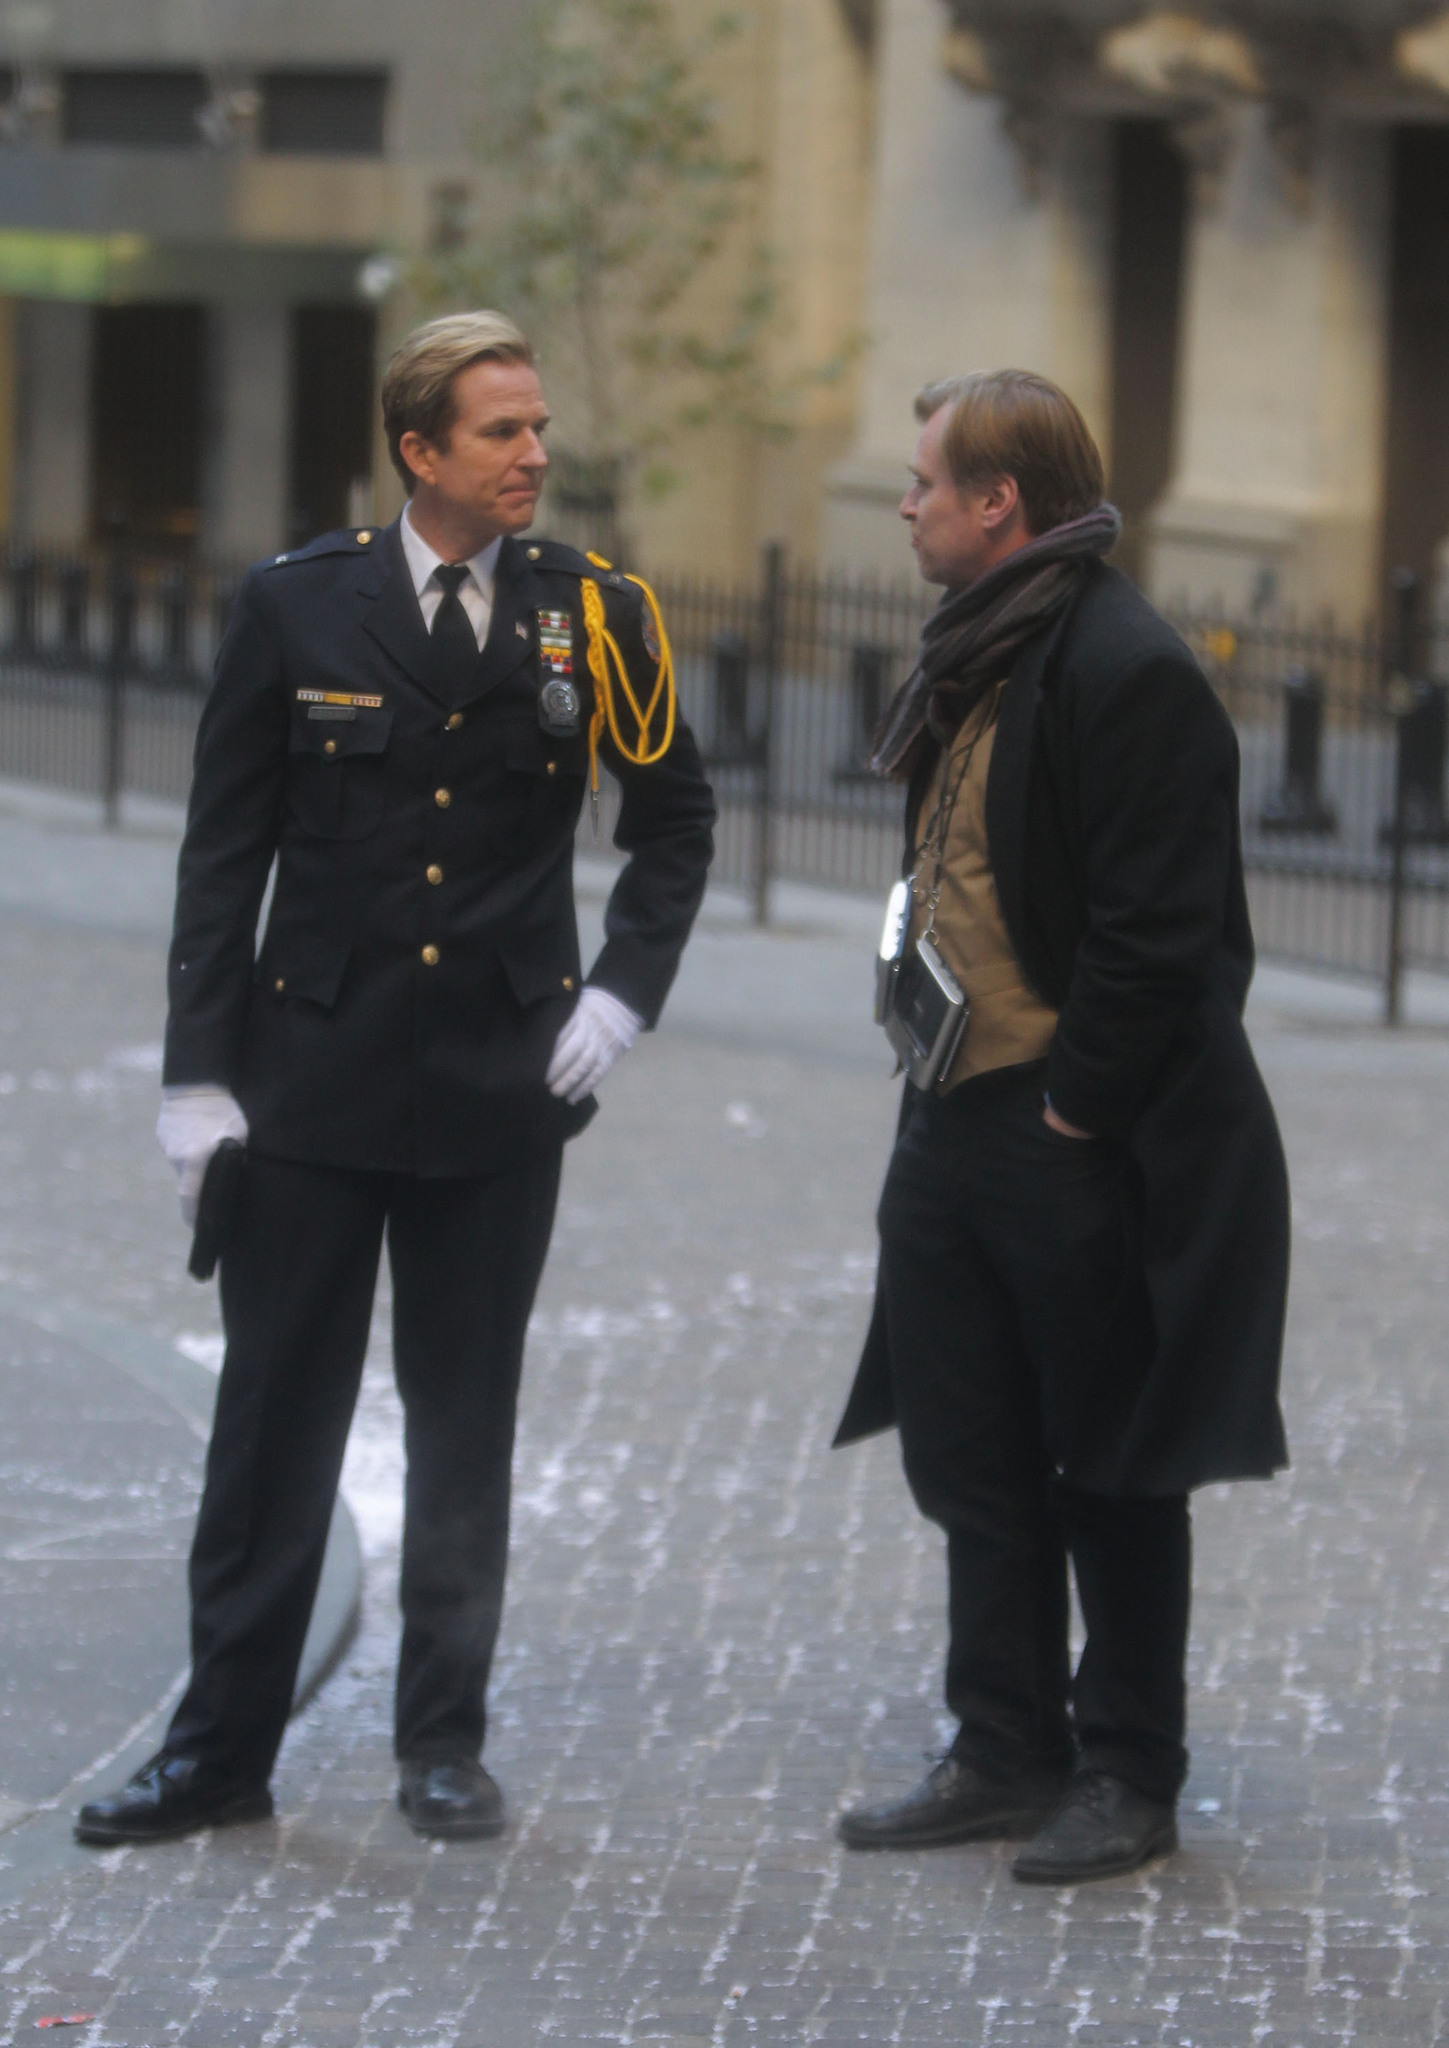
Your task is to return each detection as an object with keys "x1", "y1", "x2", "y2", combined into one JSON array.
[{"x1": 400, "y1": 502, "x2": 503, "y2": 652}]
